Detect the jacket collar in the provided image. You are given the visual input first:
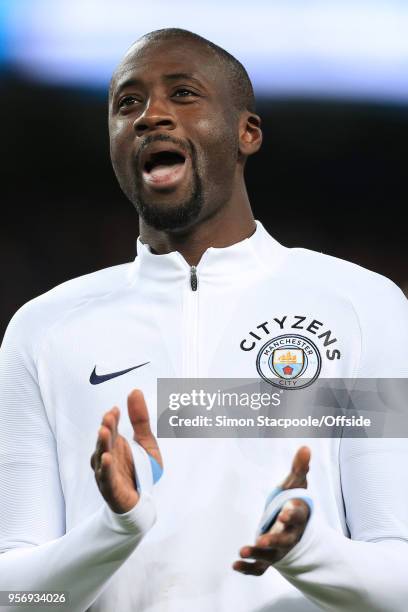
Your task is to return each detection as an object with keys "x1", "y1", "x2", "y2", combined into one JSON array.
[{"x1": 132, "y1": 221, "x2": 286, "y2": 286}]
